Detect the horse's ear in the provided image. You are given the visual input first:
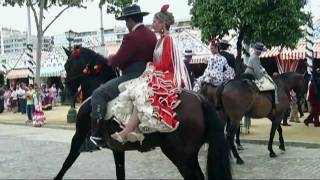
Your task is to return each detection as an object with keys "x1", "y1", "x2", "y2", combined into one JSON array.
[{"x1": 63, "y1": 47, "x2": 71, "y2": 57}]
